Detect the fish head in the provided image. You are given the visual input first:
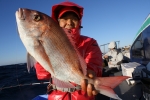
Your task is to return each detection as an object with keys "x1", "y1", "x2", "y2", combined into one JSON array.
[
  {"x1": 16, "y1": 8, "x2": 53, "y2": 39},
  {"x1": 15, "y1": 8, "x2": 59, "y2": 75},
  {"x1": 15, "y1": 8, "x2": 56, "y2": 51}
]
